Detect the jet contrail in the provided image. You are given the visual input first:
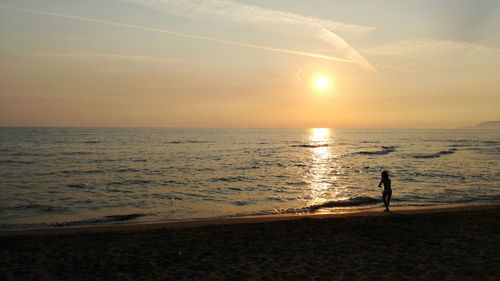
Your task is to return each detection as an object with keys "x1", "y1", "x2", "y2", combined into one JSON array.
[
  {"x1": 119, "y1": 0, "x2": 378, "y2": 73},
  {"x1": 0, "y1": 4, "x2": 353, "y2": 64},
  {"x1": 318, "y1": 29, "x2": 378, "y2": 73},
  {"x1": 119, "y1": 0, "x2": 374, "y2": 33},
  {"x1": 35, "y1": 52, "x2": 182, "y2": 62}
]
